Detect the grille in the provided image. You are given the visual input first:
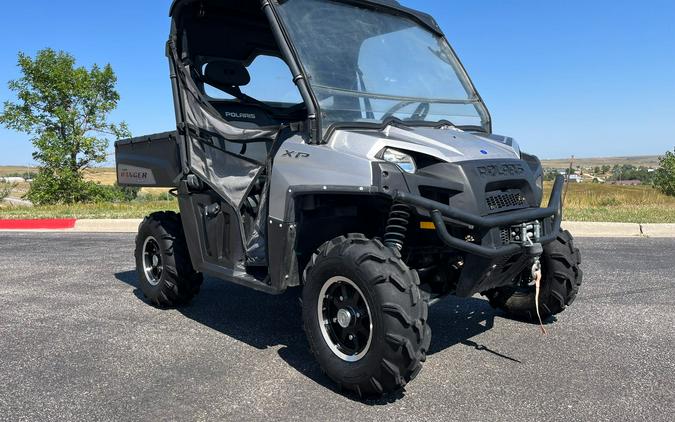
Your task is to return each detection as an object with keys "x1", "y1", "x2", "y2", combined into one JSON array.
[
  {"x1": 486, "y1": 190, "x2": 528, "y2": 212},
  {"x1": 500, "y1": 228, "x2": 511, "y2": 245}
]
